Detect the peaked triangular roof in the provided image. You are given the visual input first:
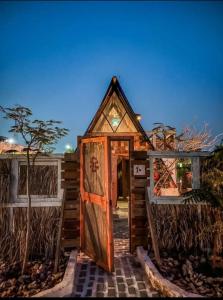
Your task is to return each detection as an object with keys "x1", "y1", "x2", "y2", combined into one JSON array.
[{"x1": 84, "y1": 76, "x2": 150, "y2": 142}]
